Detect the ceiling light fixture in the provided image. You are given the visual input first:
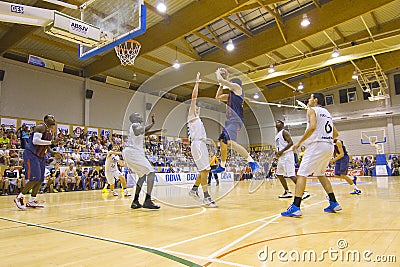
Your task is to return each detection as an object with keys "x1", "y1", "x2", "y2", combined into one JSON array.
[
  {"x1": 226, "y1": 39, "x2": 235, "y2": 51},
  {"x1": 352, "y1": 71, "x2": 358, "y2": 80},
  {"x1": 253, "y1": 93, "x2": 260, "y2": 99},
  {"x1": 301, "y1": 14, "x2": 310, "y2": 27},
  {"x1": 172, "y1": 46, "x2": 180, "y2": 69},
  {"x1": 268, "y1": 64, "x2": 275, "y2": 74},
  {"x1": 331, "y1": 47, "x2": 340, "y2": 58},
  {"x1": 173, "y1": 60, "x2": 180, "y2": 69},
  {"x1": 156, "y1": 1, "x2": 167, "y2": 13},
  {"x1": 297, "y1": 82, "x2": 304, "y2": 91}
]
